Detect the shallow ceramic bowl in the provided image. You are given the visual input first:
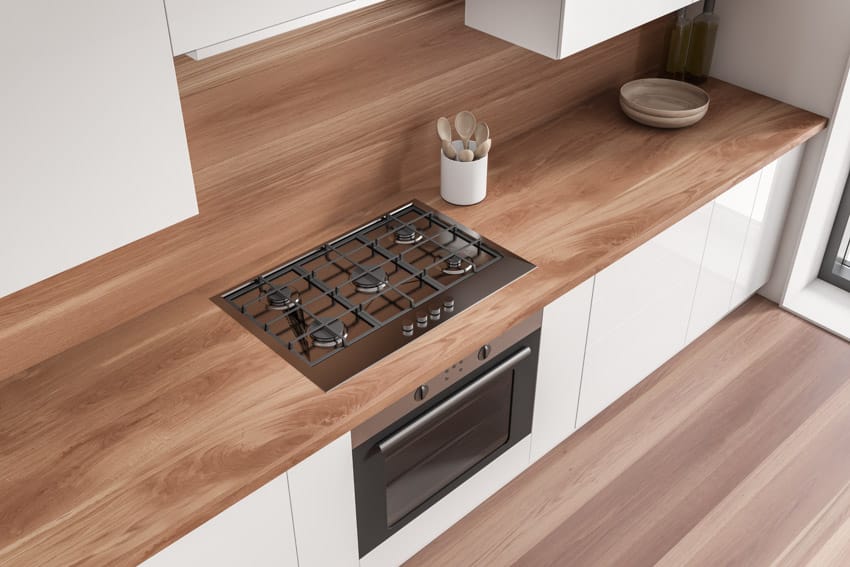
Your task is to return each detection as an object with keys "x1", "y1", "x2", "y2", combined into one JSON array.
[
  {"x1": 620, "y1": 100, "x2": 708, "y2": 129},
  {"x1": 620, "y1": 78, "x2": 710, "y2": 119}
]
